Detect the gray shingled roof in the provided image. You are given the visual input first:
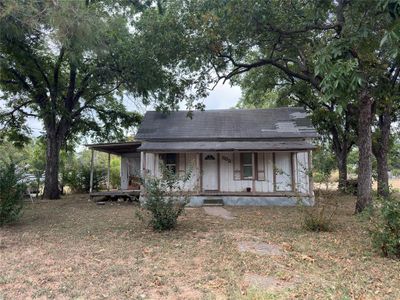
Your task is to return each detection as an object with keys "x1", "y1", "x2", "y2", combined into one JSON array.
[{"x1": 136, "y1": 107, "x2": 318, "y2": 141}]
